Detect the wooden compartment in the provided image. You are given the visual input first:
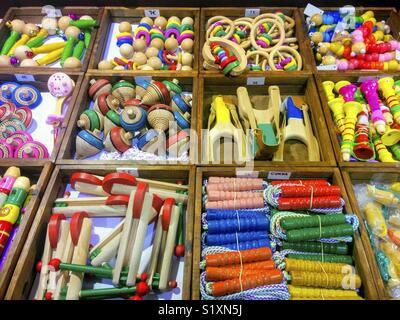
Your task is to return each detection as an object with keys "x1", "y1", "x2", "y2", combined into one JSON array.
[
  {"x1": 199, "y1": 7, "x2": 313, "y2": 77},
  {"x1": 87, "y1": 7, "x2": 200, "y2": 76},
  {"x1": 0, "y1": 162, "x2": 53, "y2": 299},
  {"x1": 315, "y1": 72, "x2": 400, "y2": 168},
  {"x1": 299, "y1": 7, "x2": 400, "y2": 74},
  {"x1": 57, "y1": 73, "x2": 198, "y2": 165},
  {"x1": 6, "y1": 164, "x2": 195, "y2": 300},
  {"x1": 341, "y1": 167, "x2": 400, "y2": 300},
  {"x1": 0, "y1": 6, "x2": 102, "y2": 72},
  {"x1": 192, "y1": 166, "x2": 380, "y2": 300},
  {"x1": 0, "y1": 71, "x2": 83, "y2": 165},
  {"x1": 197, "y1": 73, "x2": 336, "y2": 166}
]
